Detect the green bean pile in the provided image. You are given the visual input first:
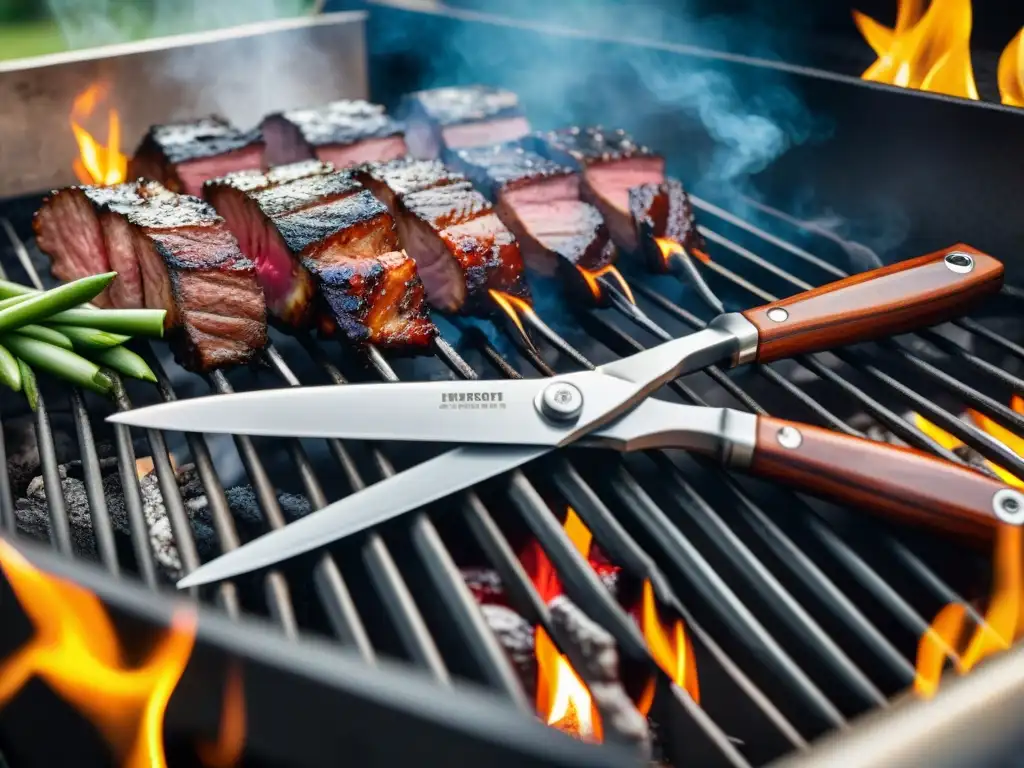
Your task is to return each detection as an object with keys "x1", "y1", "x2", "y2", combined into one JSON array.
[{"x1": 0, "y1": 273, "x2": 166, "y2": 408}]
